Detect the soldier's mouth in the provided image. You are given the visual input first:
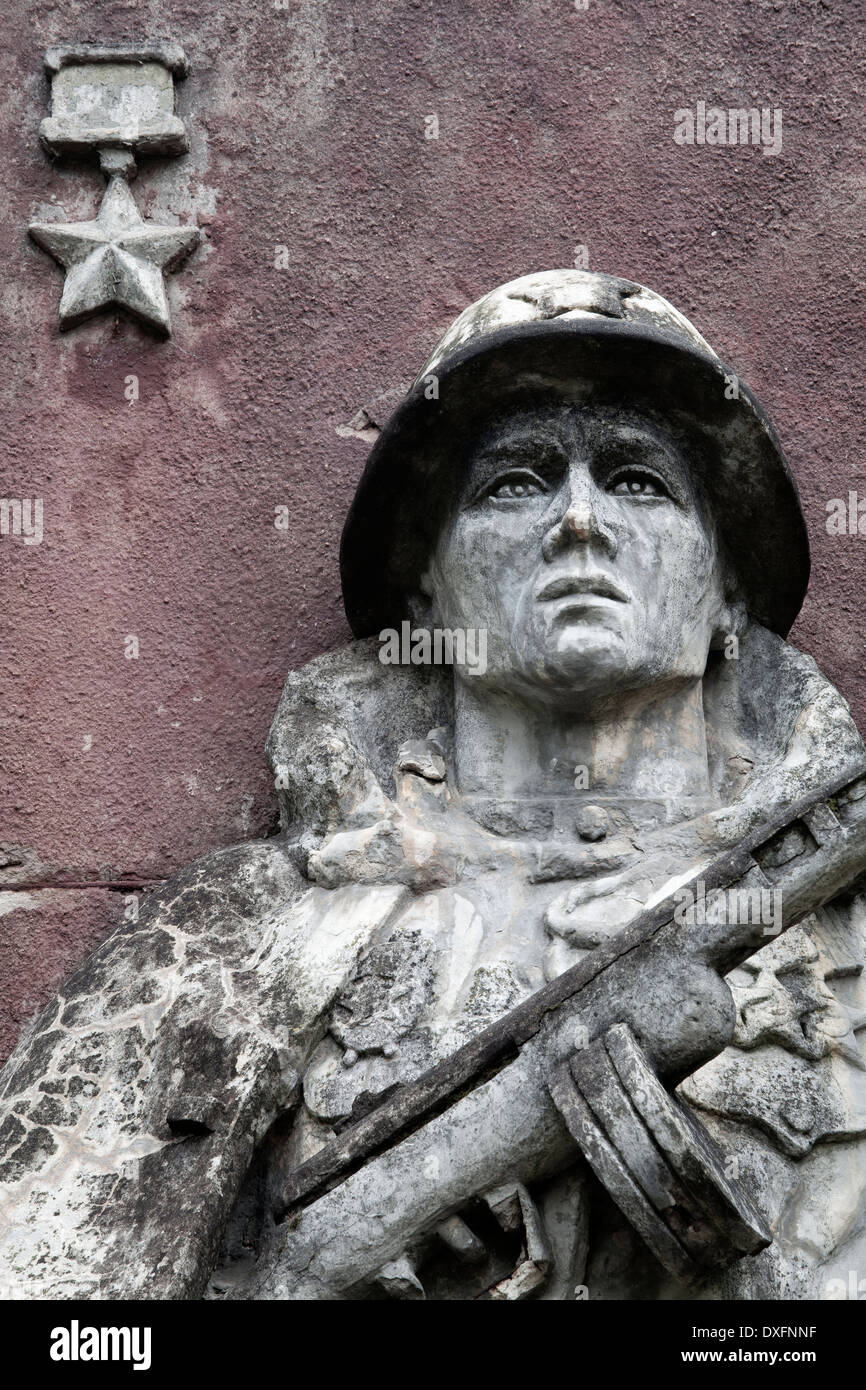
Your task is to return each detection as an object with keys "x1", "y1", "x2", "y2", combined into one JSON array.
[{"x1": 537, "y1": 573, "x2": 629, "y2": 604}]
